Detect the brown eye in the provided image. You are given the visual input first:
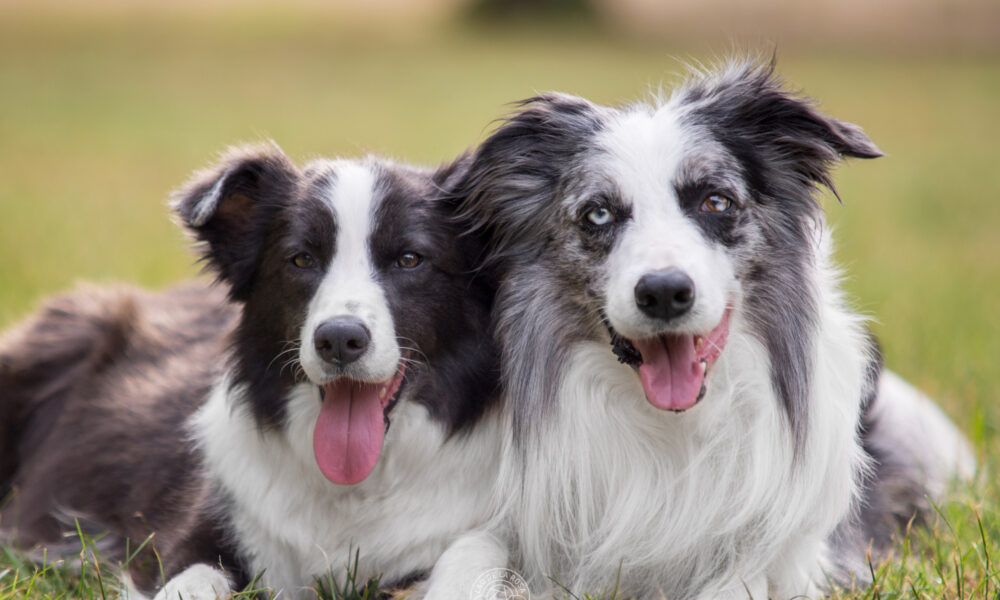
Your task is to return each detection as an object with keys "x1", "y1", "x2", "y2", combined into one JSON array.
[
  {"x1": 701, "y1": 194, "x2": 733, "y2": 214},
  {"x1": 397, "y1": 252, "x2": 422, "y2": 269},
  {"x1": 292, "y1": 252, "x2": 315, "y2": 269}
]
